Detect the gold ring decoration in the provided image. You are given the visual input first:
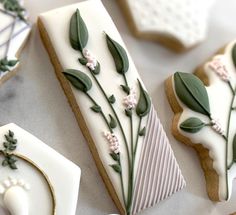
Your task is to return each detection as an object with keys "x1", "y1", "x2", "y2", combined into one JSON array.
[{"x1": 0, "y1": 151, "x2": 56, "y2": 215}]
